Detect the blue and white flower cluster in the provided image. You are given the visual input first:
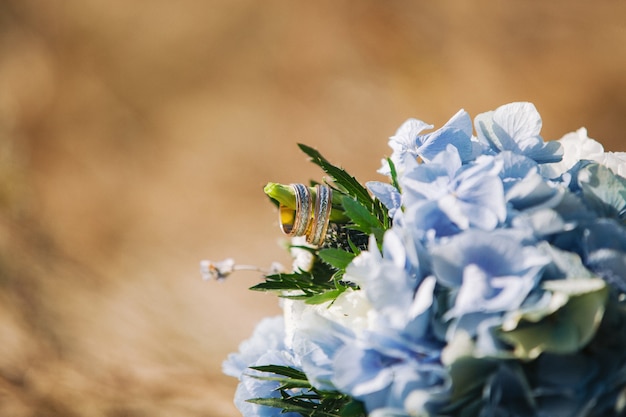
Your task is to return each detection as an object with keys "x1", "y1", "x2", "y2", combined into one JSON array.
[{"x1": 223, "y1": 102, "x2": 626, "y2": 417}]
